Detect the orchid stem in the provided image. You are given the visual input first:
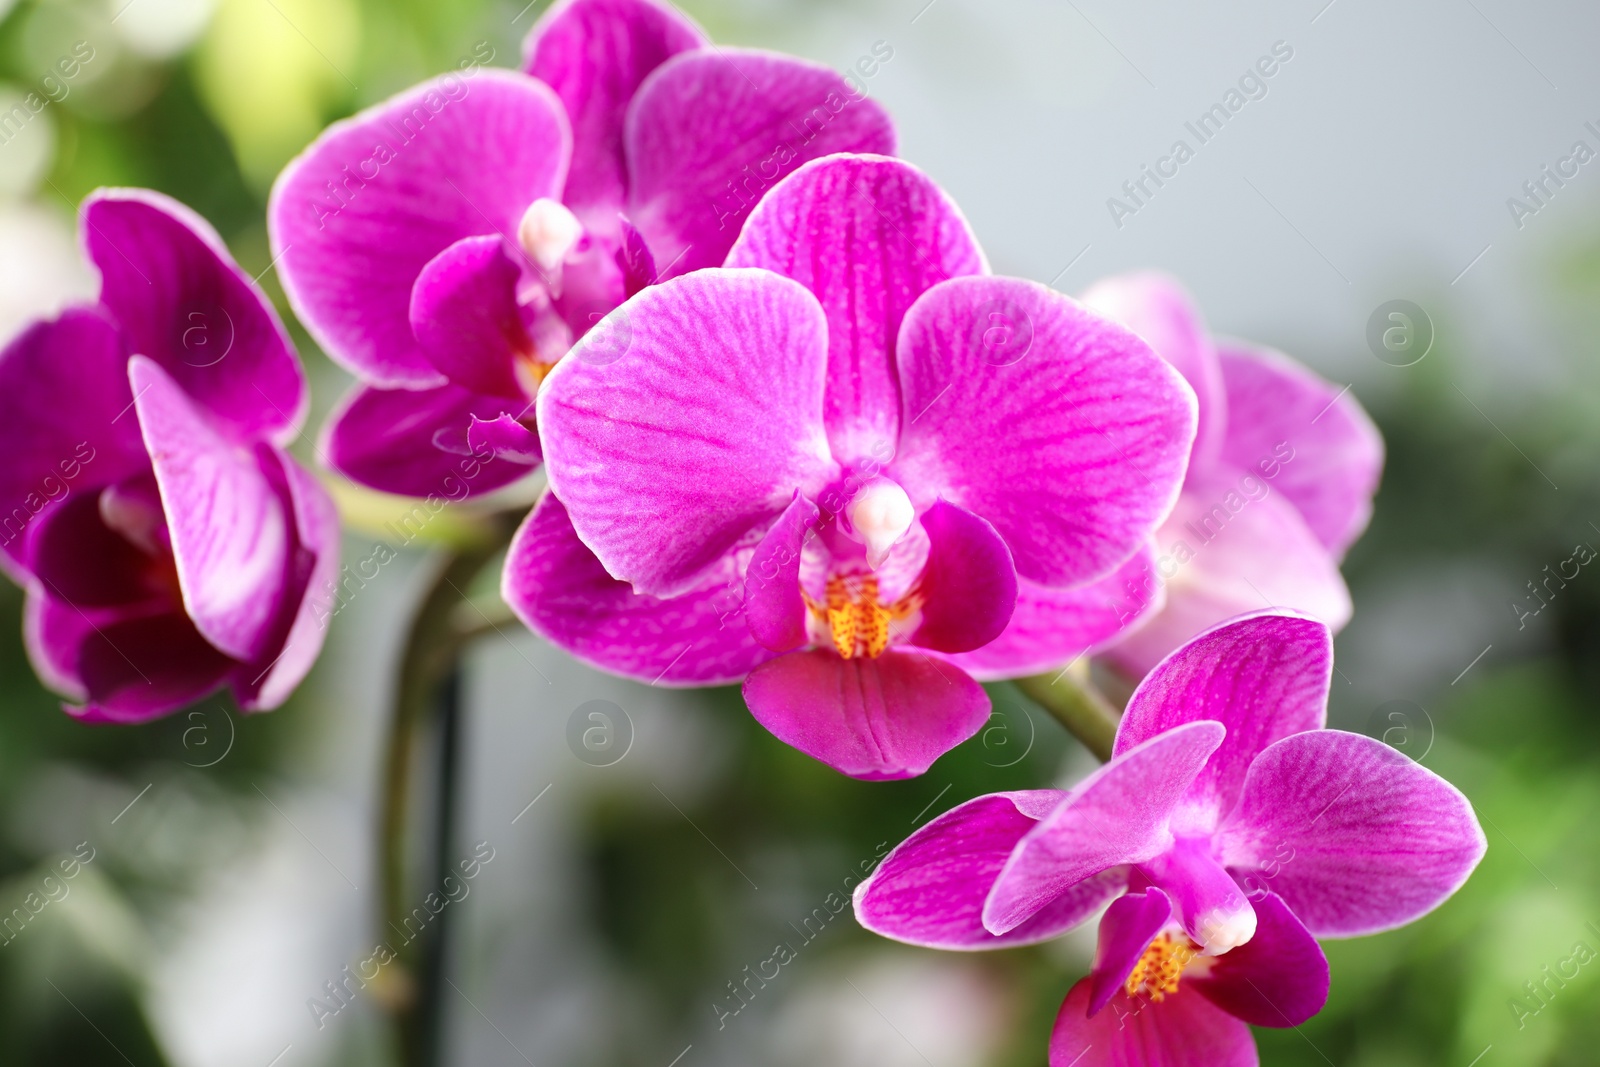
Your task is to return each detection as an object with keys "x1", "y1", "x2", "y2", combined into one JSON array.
[
  {"x1": 378, "y1": 512, "x2": 518, "y2": 1067},
  {"x1": 1014, "y1": 662, "x2": 1120, "y2": 763}
]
